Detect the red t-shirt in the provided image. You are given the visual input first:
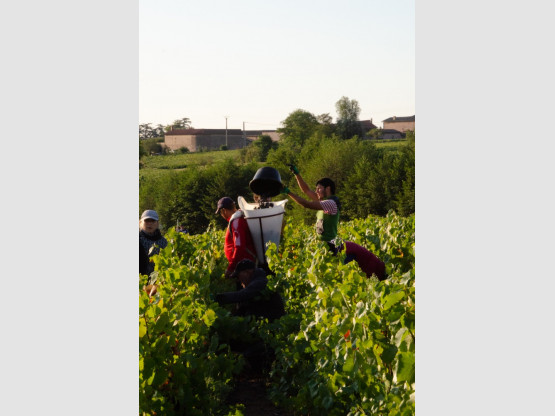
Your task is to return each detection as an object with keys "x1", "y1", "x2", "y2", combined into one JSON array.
[
  {"x1": 225, "y1": 214, "x2": 256, "y2": 274},
  {"x1": 344, "y1": 241, "x2": 386, "y2": 280}
]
